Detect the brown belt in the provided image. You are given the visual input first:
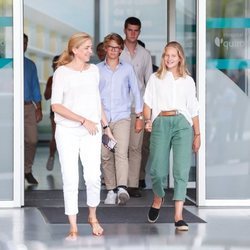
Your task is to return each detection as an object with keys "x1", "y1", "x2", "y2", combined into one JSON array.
[
  {"x1": 159, "y1": 110, "x2": 179, "y2": 116},
  {"x1": 24, "y1": 101, "x2": 33, "y2": 105}
]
